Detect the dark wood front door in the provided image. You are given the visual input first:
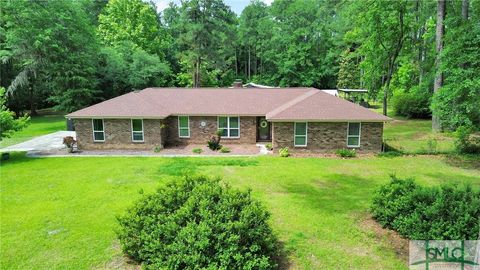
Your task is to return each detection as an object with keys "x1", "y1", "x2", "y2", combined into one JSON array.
[{"x1": 257, "y1": 117, "x2": 272, "y2": 141}]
